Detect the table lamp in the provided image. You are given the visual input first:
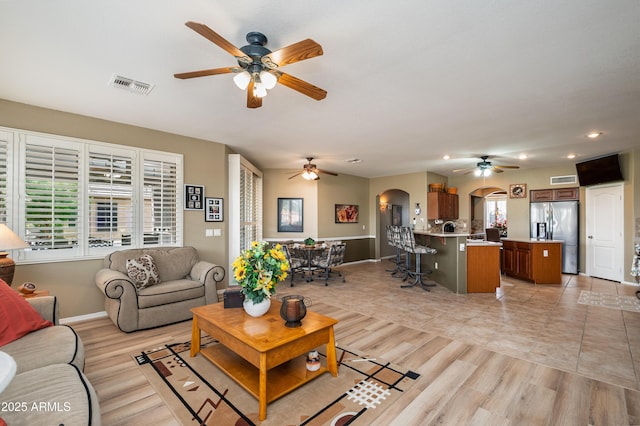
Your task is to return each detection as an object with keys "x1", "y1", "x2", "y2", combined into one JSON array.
[{"x1": 0, "y1": 224, "x2": 29, "y2": 285}]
